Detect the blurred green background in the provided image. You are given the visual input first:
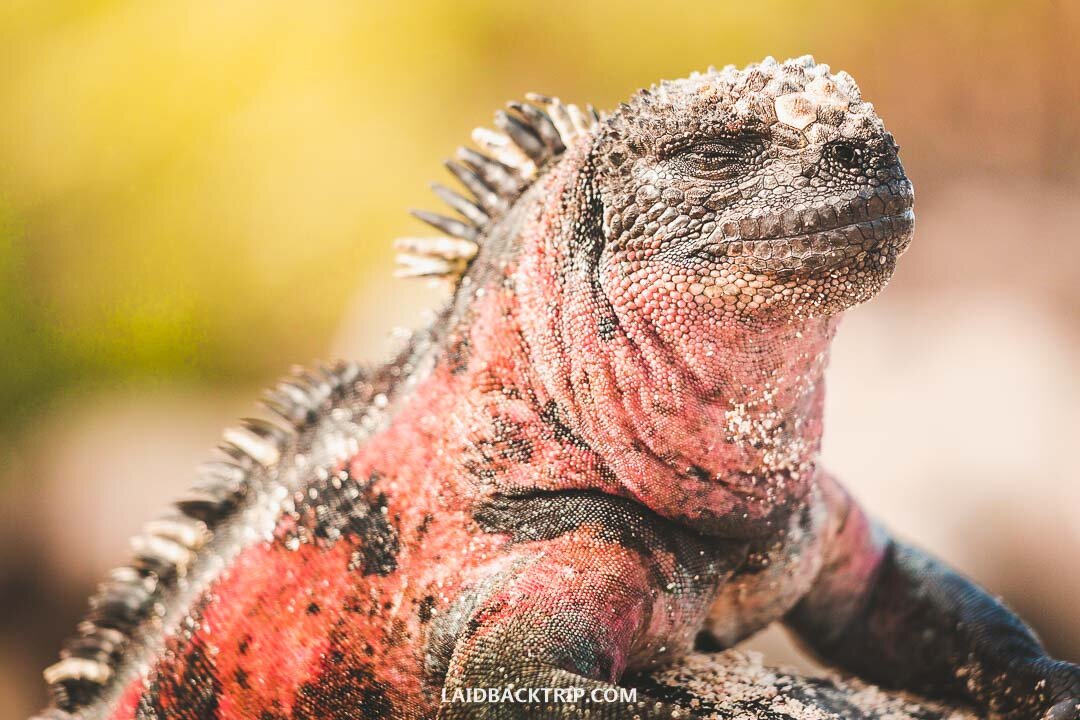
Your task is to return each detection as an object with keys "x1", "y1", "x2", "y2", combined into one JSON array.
[{"x1": 1, "y1": 1, "x2": 1078, "y2": 714}]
